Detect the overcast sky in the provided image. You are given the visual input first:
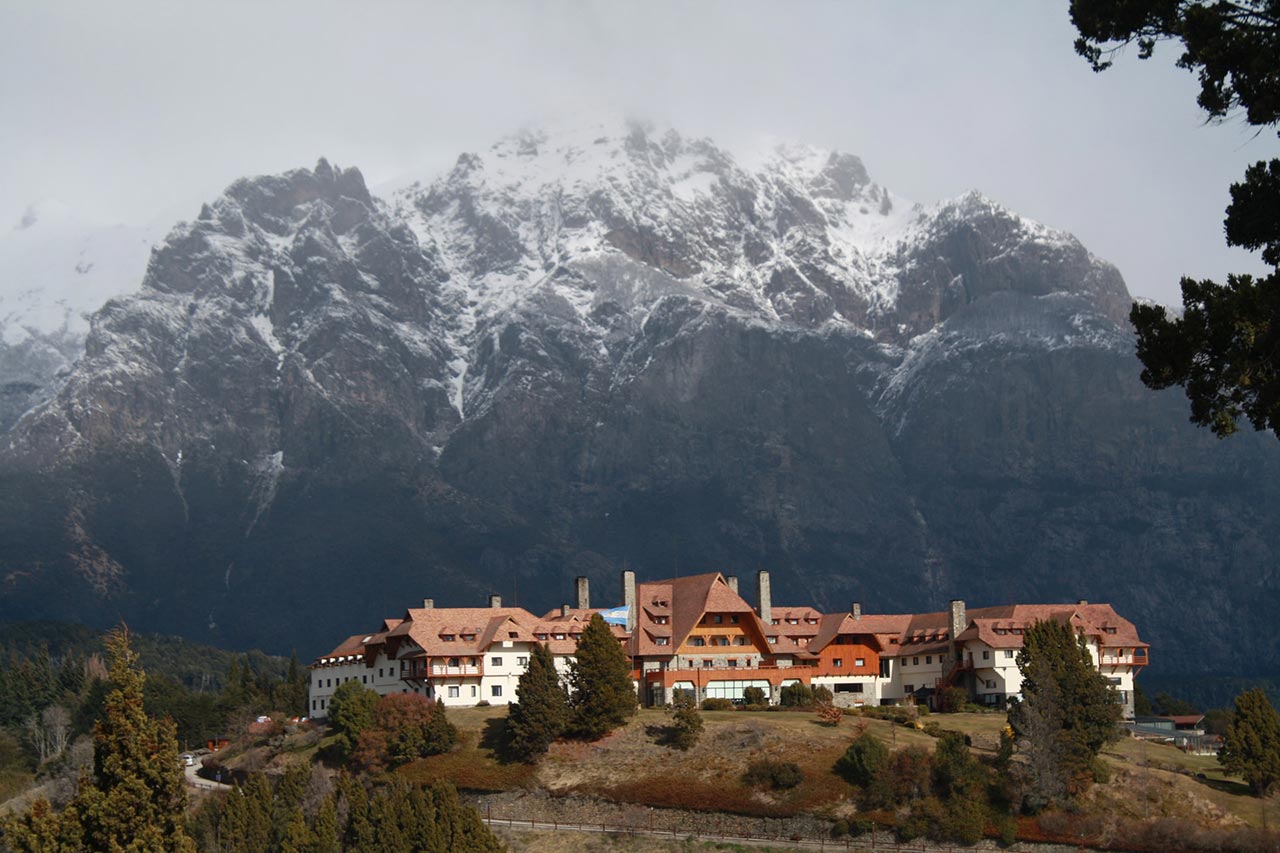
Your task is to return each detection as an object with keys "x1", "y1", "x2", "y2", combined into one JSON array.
[{"x1": 2, "y1": 1, "x2": 1275, "y2": 305}]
